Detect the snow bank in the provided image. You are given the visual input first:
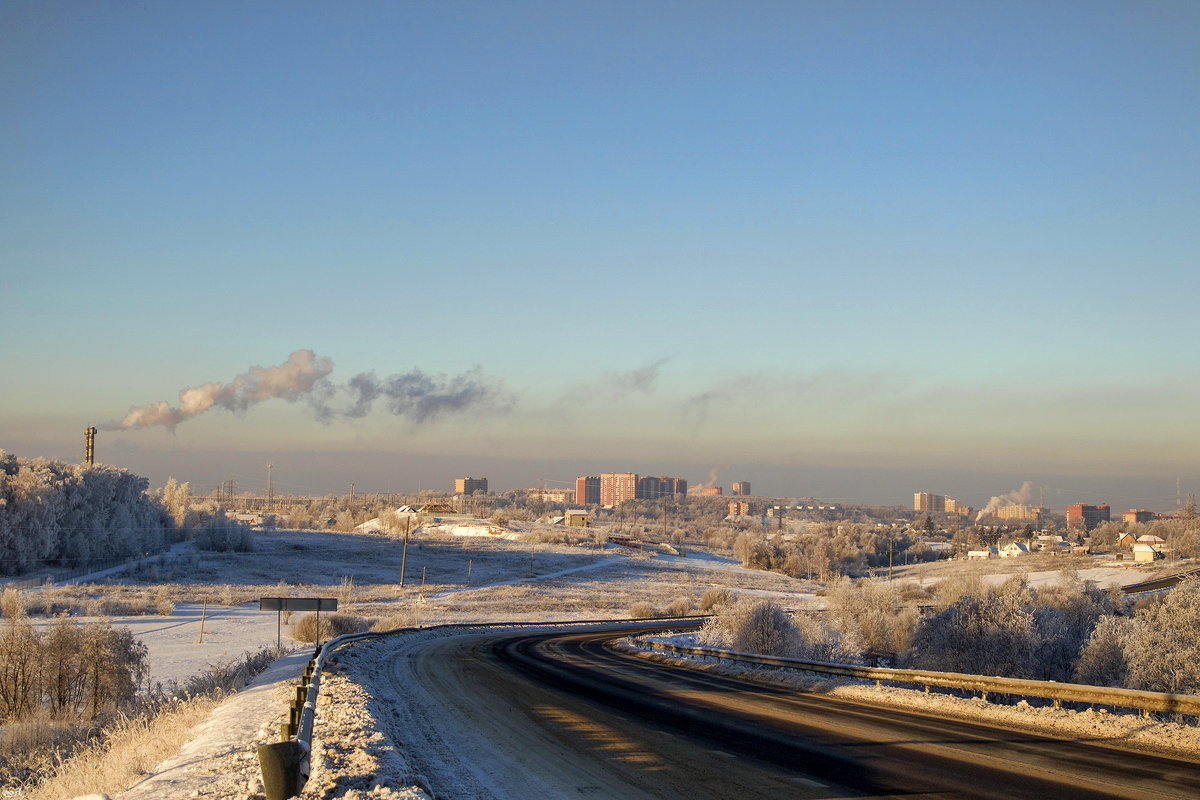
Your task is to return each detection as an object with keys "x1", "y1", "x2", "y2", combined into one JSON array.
[
  {"x1": 300, "y1": 648, "x2": 432, "y2": 800},
  {"x1": 115, "y1": 650, "x2": 311, "y2": 800}
]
